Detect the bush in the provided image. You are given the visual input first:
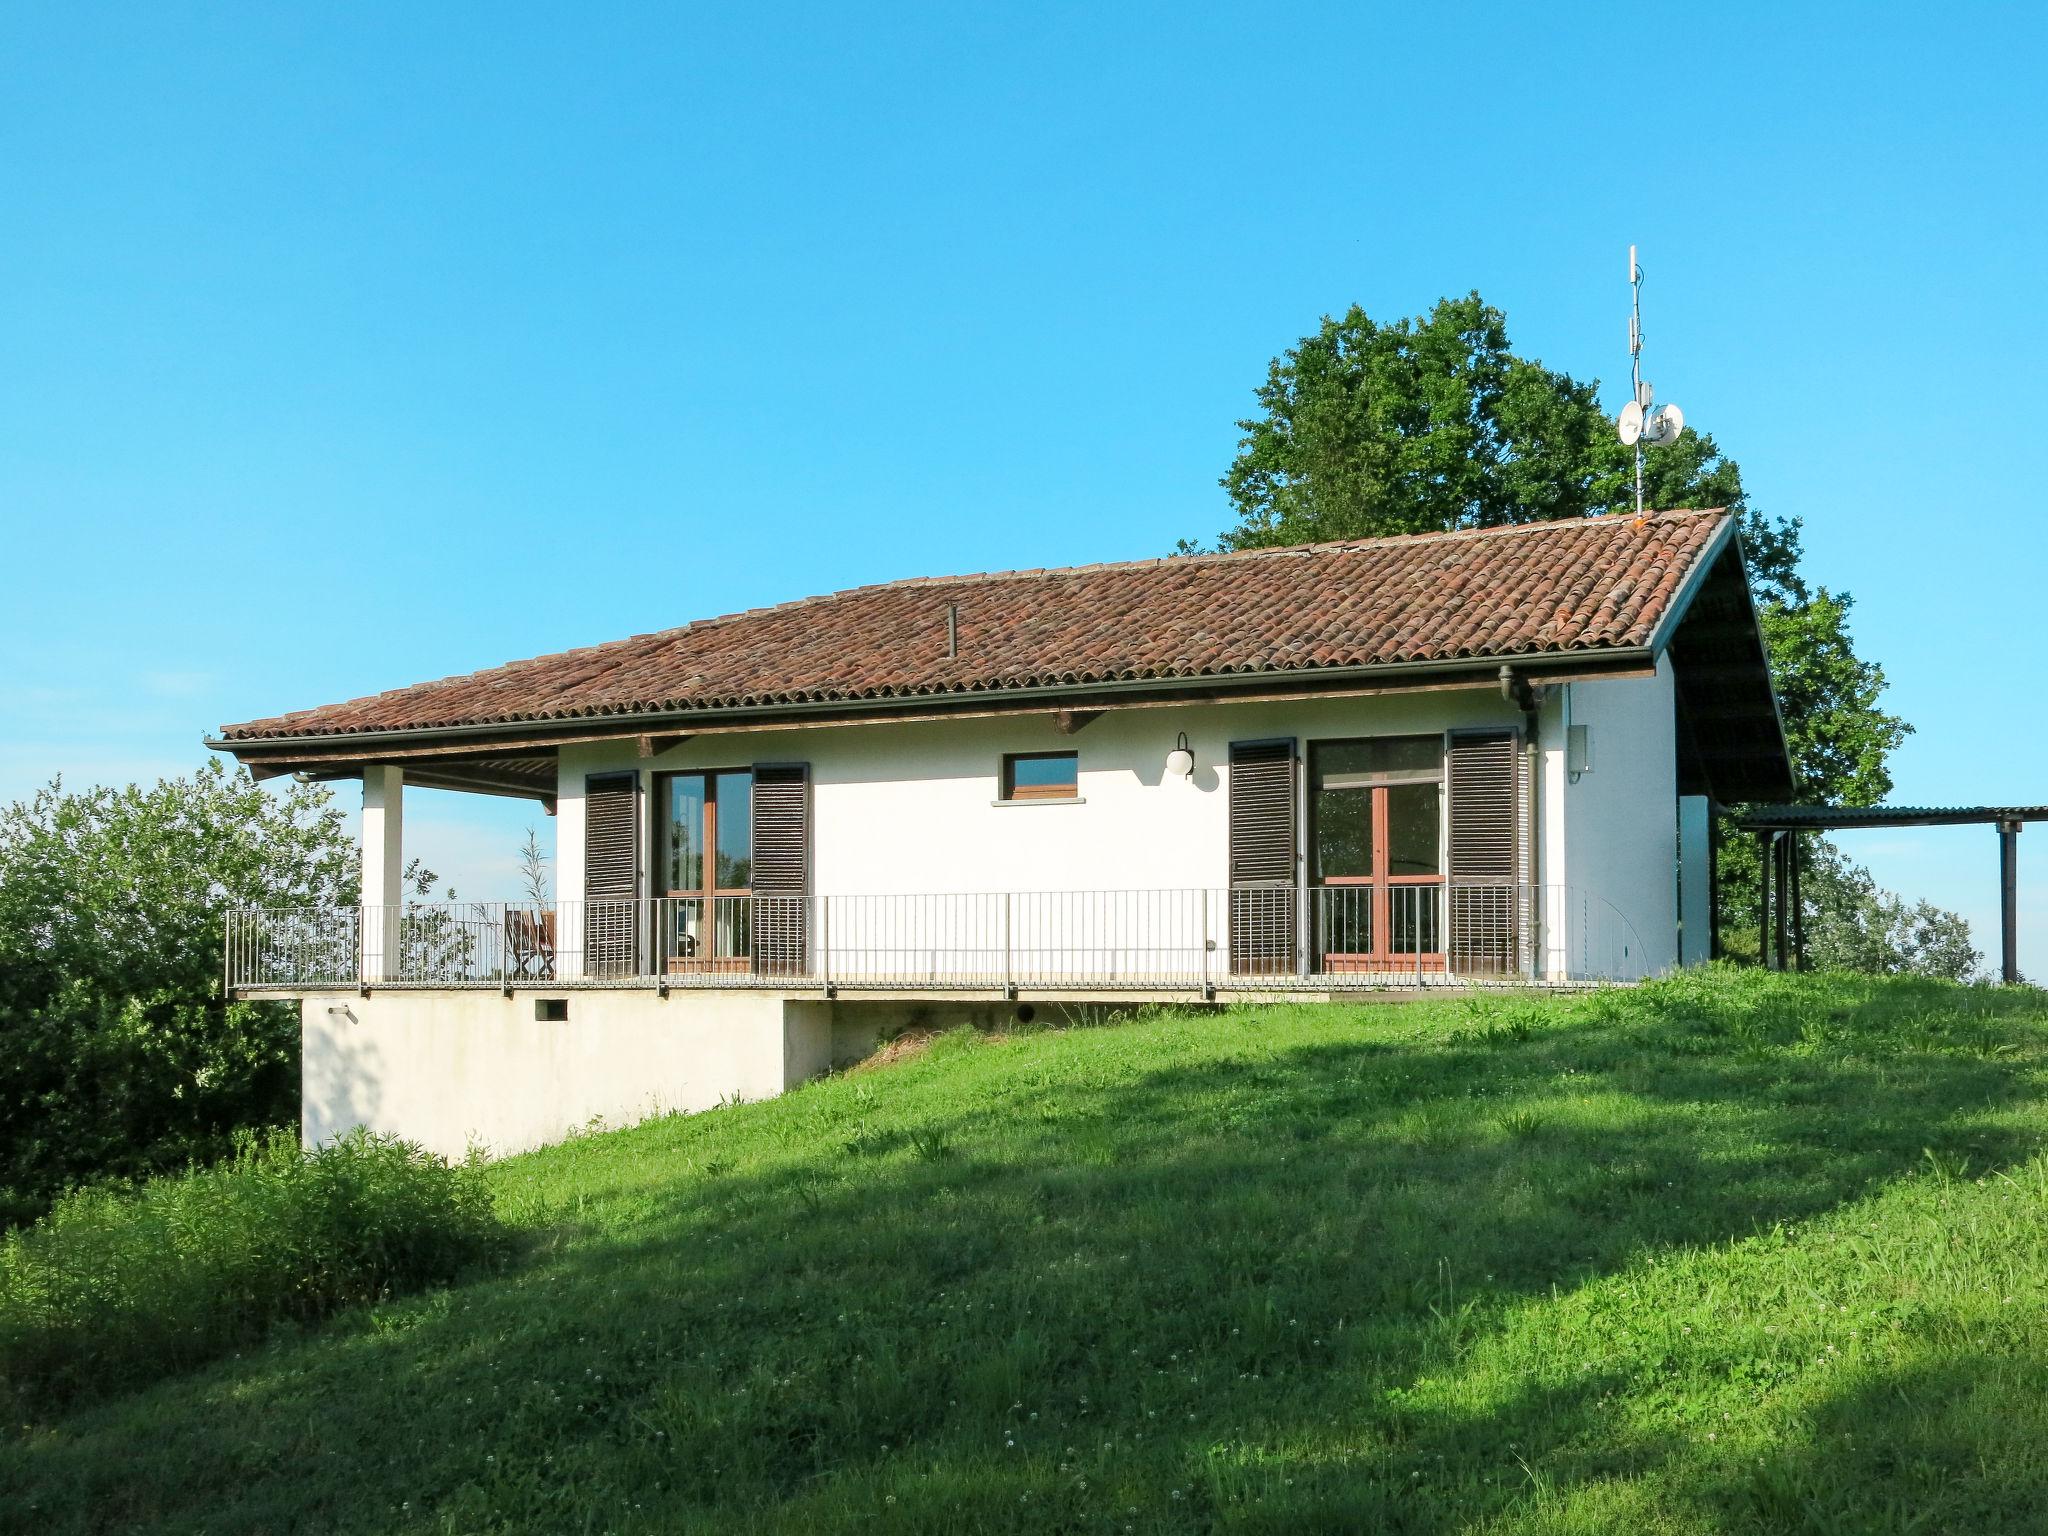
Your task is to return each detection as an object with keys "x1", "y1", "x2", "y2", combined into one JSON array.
[
  {"x1": 0, "y1": 763, "x2": 357, "y2": 1222},
  {"x1": 0, "y1": 1129, "x2": 505, "y2": 1416}
]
